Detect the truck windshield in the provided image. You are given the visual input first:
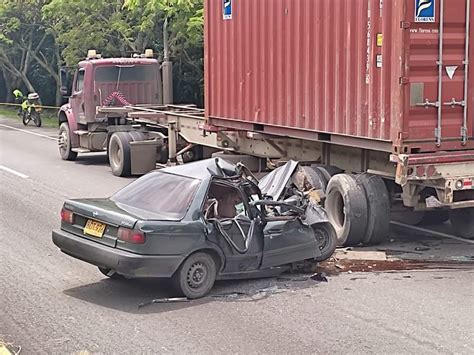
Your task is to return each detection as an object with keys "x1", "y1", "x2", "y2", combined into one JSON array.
[
  {"x1": 95, "y1": 65, "x2": 155, "y2": 82},
  {"x1": 111, "y1": 172, "x2": 201, "y2": 220}
]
